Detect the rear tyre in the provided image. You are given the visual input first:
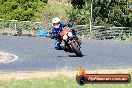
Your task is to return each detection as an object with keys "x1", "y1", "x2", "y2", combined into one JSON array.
[{"x1": 71, "y1": 42, "x2": 82, "y2": 57}]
